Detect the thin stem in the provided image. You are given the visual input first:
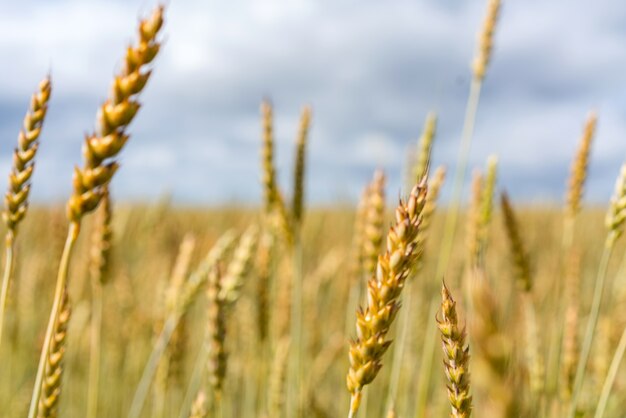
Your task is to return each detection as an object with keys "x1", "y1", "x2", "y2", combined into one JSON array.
[
  {"x1": 594, "y1": 325, "x2": 626, "y2": 418},
  {"x1": 178, "y1": 338, "x2": 208, "y2": 418},
  {"x1": 0, "y1": 231, "x2": 15, "y2": 350},
  {"x1": 414, "y1": 300, "x2": 439, "y2": 418},
  {"x1": 128, "y1": 313, "x2": 180, "y2": 418},
  {"x1": 288, "y1": 233, "x2": 303, "y2": 418},
  {"x1": 28, "y1": 222, "x2": 79, "y2": 418},
  {"x1": 568, "y1": 237, "x2": 614, "y2": 418},
  {"x1": 435, "y1": 77, "x2": 483, "y2": 280},
  {"x1": 87, "y1": 280, "x2": 104, "y2": 418}
]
